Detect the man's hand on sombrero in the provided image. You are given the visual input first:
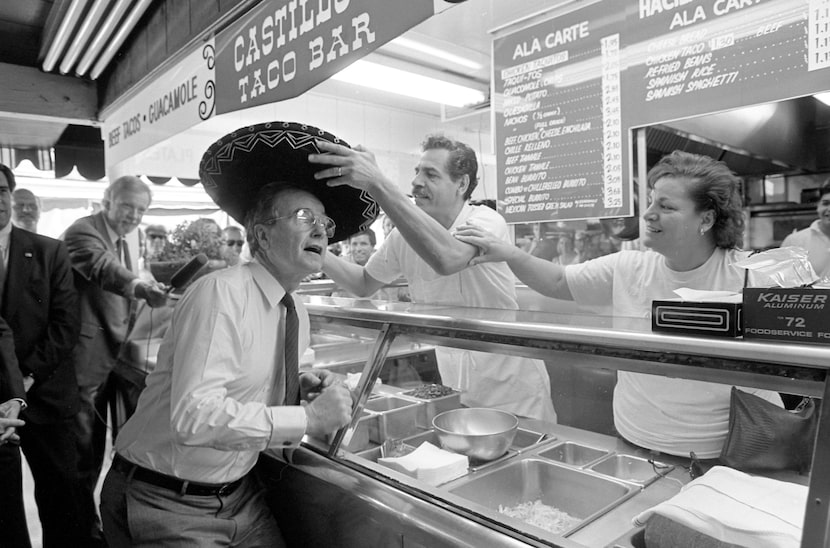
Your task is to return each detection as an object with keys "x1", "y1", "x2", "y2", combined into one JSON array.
[{"x1": 310, "y1": 140, "x2": 389, "y2": 193}]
